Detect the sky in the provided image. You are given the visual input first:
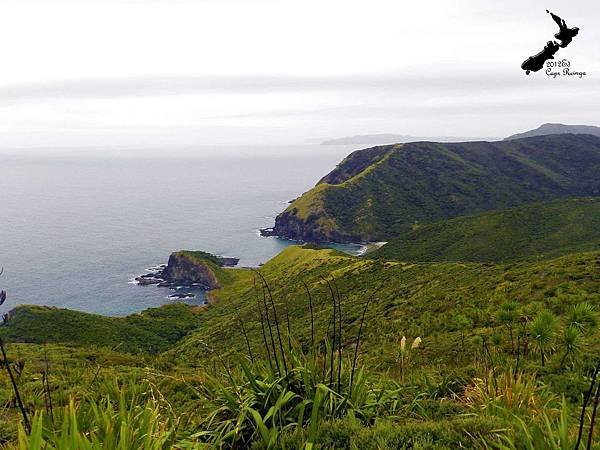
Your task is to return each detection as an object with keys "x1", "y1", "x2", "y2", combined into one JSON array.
[{"x1": 1, "y1": 0, "x2": 599, "y2": 153}]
